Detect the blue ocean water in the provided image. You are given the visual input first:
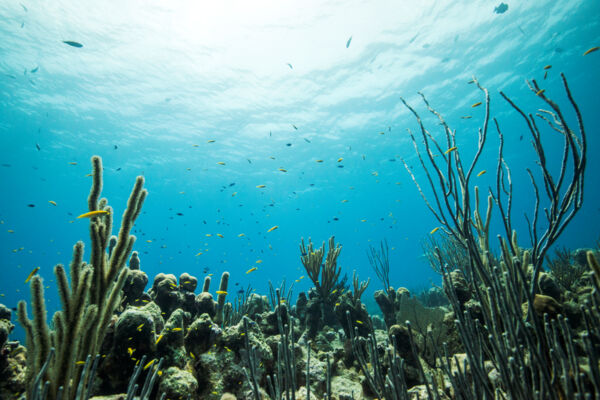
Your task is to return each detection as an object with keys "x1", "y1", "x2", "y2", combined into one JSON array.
[{"x1": 0, "y1": 0, "x2": 599, "y2": 342}]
